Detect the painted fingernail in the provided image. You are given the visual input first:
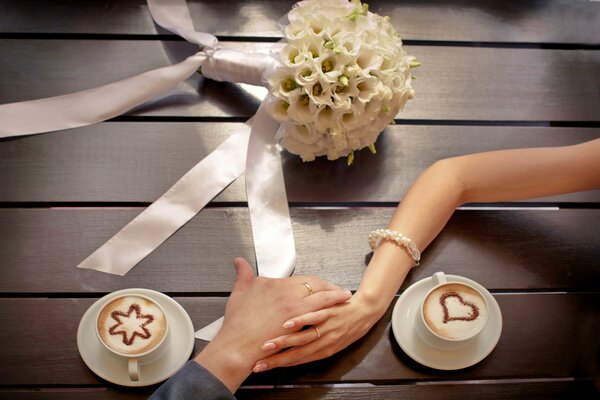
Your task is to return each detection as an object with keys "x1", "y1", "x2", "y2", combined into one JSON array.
[
  {"x1": 261, "y1": 342, "x2": 276, "y2": 351},
  {"x1": 283, "y1": 320, "x2": 295, "y2": 328},
  {"x1": 253, "y1": 362, "x2": 267, "y2": 373}
]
